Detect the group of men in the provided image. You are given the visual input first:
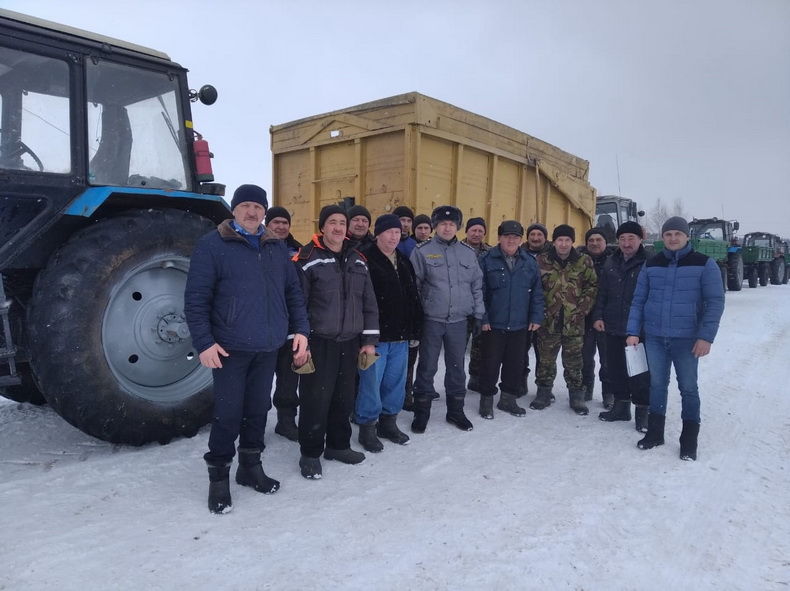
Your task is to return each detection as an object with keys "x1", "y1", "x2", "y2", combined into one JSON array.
[{"x1": 184, "y1": 184, "x2": 725, "y2": 514}]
